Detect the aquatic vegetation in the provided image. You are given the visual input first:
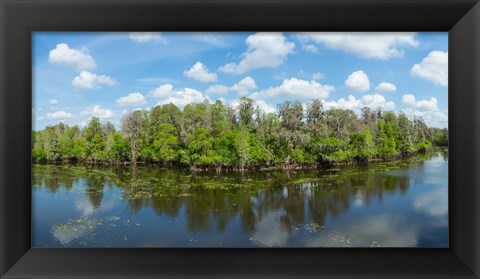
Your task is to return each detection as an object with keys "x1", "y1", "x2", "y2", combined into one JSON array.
[
  {"x1": 330, "y1": 236, "x2": 352, "y2": 247},
  {"x1": 304, "y1": 223, "x2": 325, "y2": 233}
]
